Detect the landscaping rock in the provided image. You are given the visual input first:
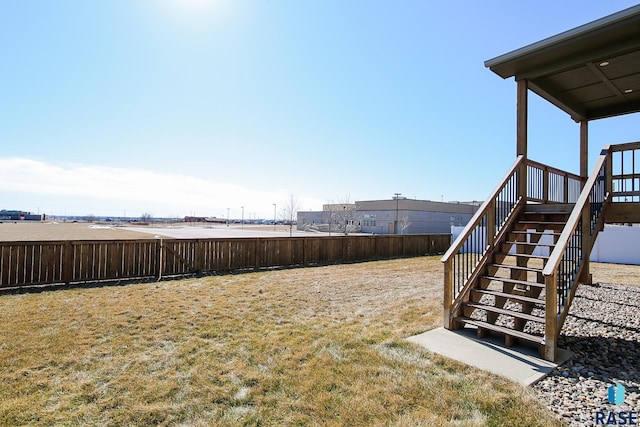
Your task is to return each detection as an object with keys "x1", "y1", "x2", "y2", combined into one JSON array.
[{"x1": 532, "y1": 282, "x2": 640, "y2": 426}]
